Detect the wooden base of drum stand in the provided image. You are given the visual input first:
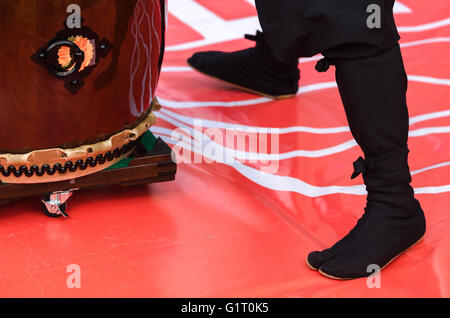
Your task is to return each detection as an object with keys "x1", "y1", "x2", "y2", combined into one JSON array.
[{"x1": 0, "y1": 133, "x2": 176, "y2": 218}]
